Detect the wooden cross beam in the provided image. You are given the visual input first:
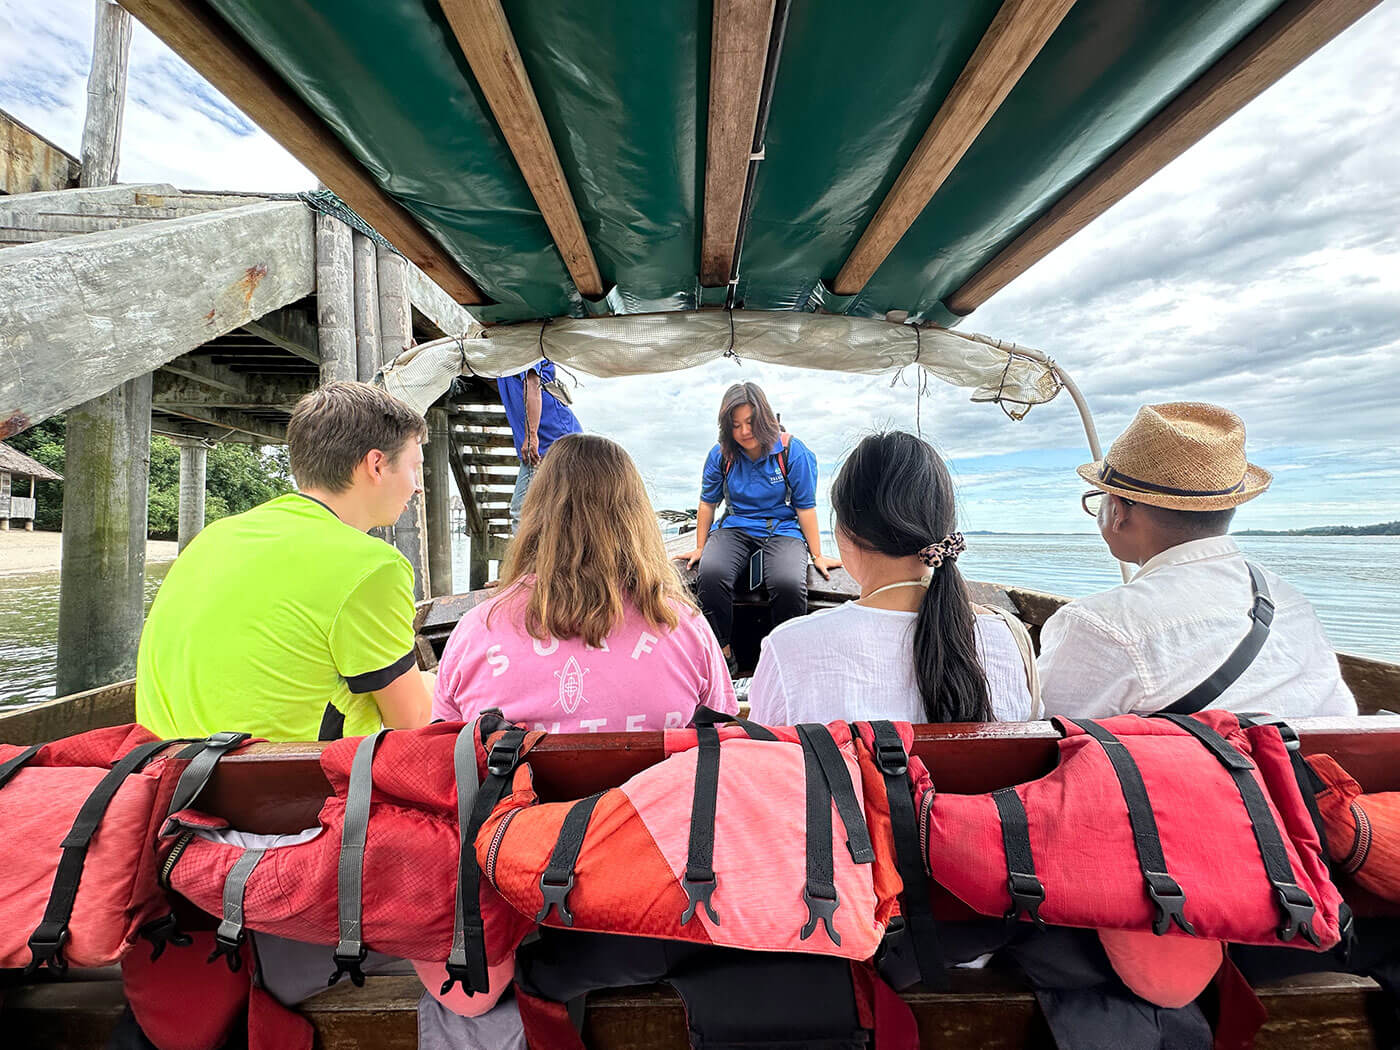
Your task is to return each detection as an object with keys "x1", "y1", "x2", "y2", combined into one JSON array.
[
  {"x1": 116, "y1": 0, "x2": 486, "y2": 305},
  {"x1": 832, "y1": 0, "x2": 1078, "y2": 296},
  {"x1": 699, "y1": 0, "x2": 777, "y2": 288},
  {"x1": 944, "y1": 0, "x2": 1383, "y2": 314},
  {"x1": 435, "y1": 0, "x2": 606, "y2": 300}
]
